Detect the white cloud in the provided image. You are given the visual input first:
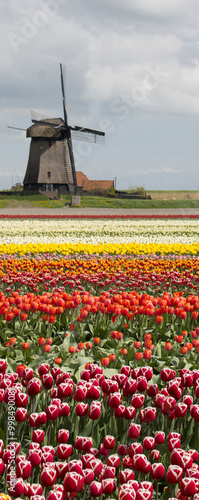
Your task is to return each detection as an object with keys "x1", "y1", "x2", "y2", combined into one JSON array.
[{"x1": 140, "y1": 167, "x2": 183, "y2": 175}]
